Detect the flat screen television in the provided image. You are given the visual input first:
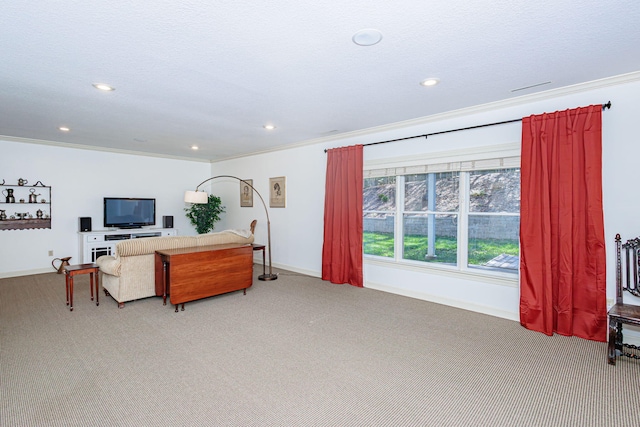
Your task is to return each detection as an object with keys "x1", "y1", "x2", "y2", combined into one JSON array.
[{"x1": 104, "y1": 197, "x2": 156, "y2": 229}]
